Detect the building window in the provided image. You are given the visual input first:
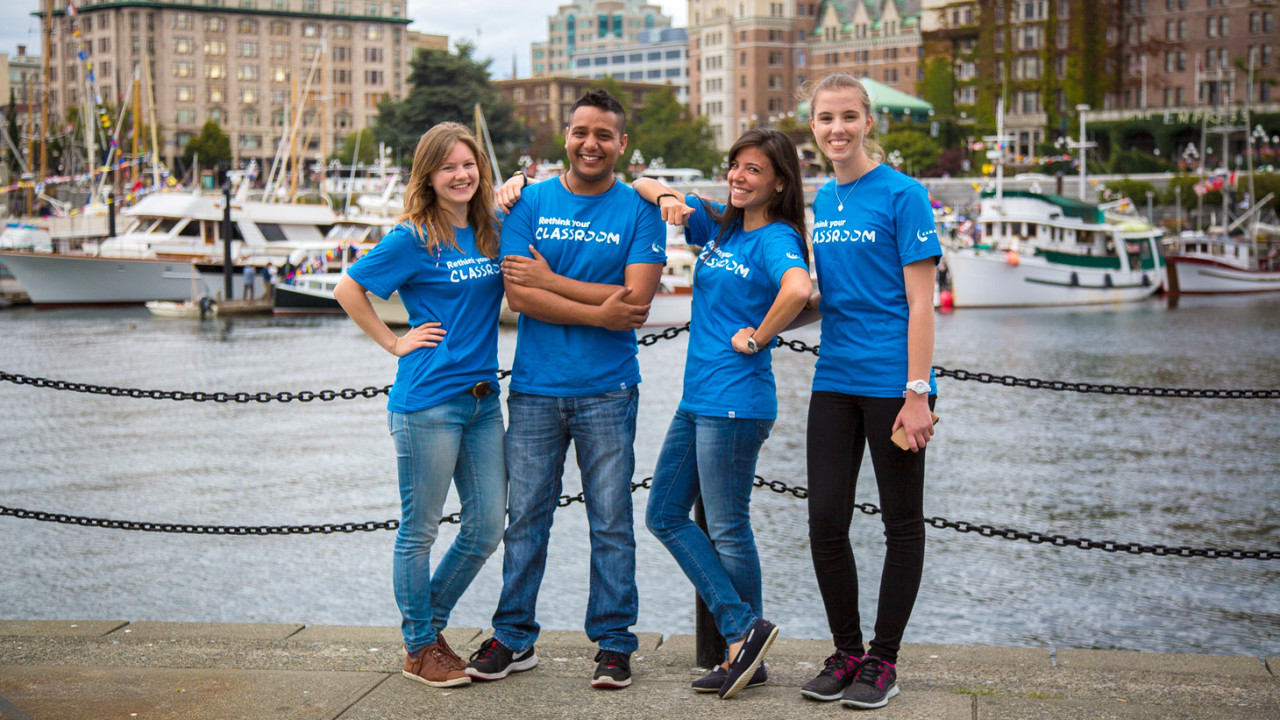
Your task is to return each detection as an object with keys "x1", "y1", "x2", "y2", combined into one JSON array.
[
  {"x1": 333, "y1": 23, "x2": 351, "y2": 38},
  {"x1": 365, "y1": 24, "x2": 383, "y2": 41},
  {"x1": 205, "y1": 40, "x2": 227, "y2": 56},
  {"x1": 333, "y1": 68, "x2": 351, "y2": 83},
  {"x1": 302, "y1": 22, "x2": 321, "y2": 37},
  {"x1": 204, "y1": 16, "x2": 226, "y2": 32},
  {"x1": 175, "y1": 37, "x2": 192, "y2": 54},
  {"x1": 365, "y1": 47, "x2": 383, "y2": 62},
  {"x1": 365, "y1": 70, "x2": 383, "y2": 84},
  {"x1": 209, "y1": 86, "x2": 225, "y2": 103},
  {"x1": 173, "y1": 61, "x2": 194, "y2": 78},
  {"x1": 237, "y1": 64, "x2": 259, "y2": 80},
  {"x1": 238, "y1": 41, "x2": 258, "y2": 57},
  {"x1": 238, "y1": 19, "x2": 258, "y2": 33},
  {"x1": 175, "y1": 85, "x2": 195, "y2": 102},
  {"x1": 176, "y1": 108, "x2": 196, "y2": 124},
  {"x1": 173, "y1": 12, "x2": 193, "y2": 30}
]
